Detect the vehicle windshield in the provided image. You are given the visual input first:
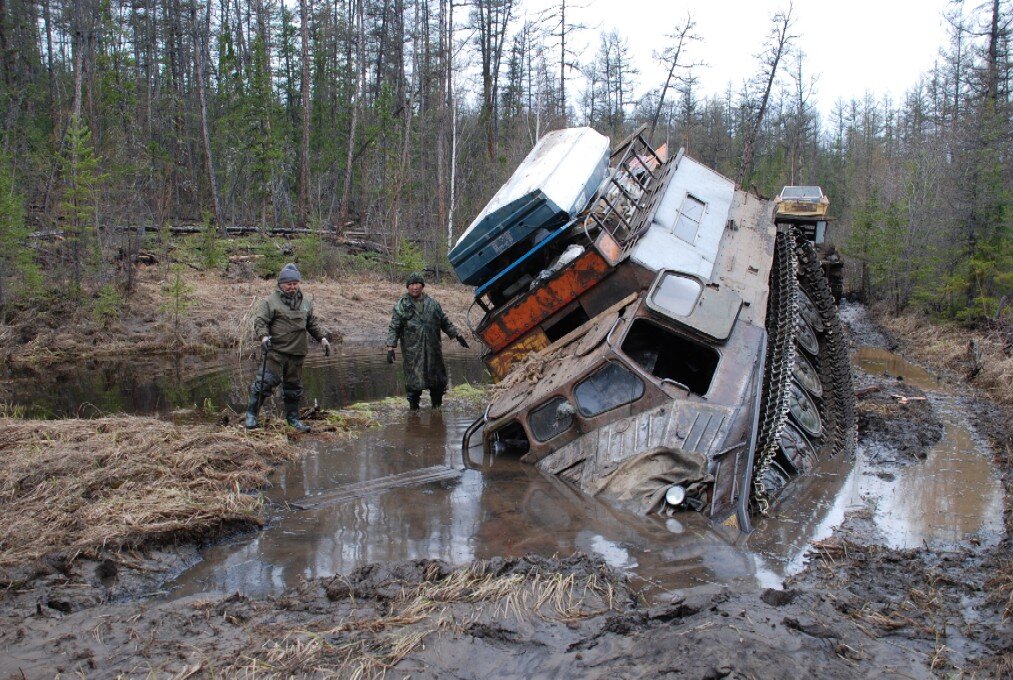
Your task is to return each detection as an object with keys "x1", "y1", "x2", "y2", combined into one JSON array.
[
  {"x1": 528, "y1": 396, "x2": 574, "y2": 442},
  {"x1": 573, "y1": 361, "x2": 645, "y2": 417},
  {"x1": 778, "y1": 186, "x2": 823, "y2": 200}
]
